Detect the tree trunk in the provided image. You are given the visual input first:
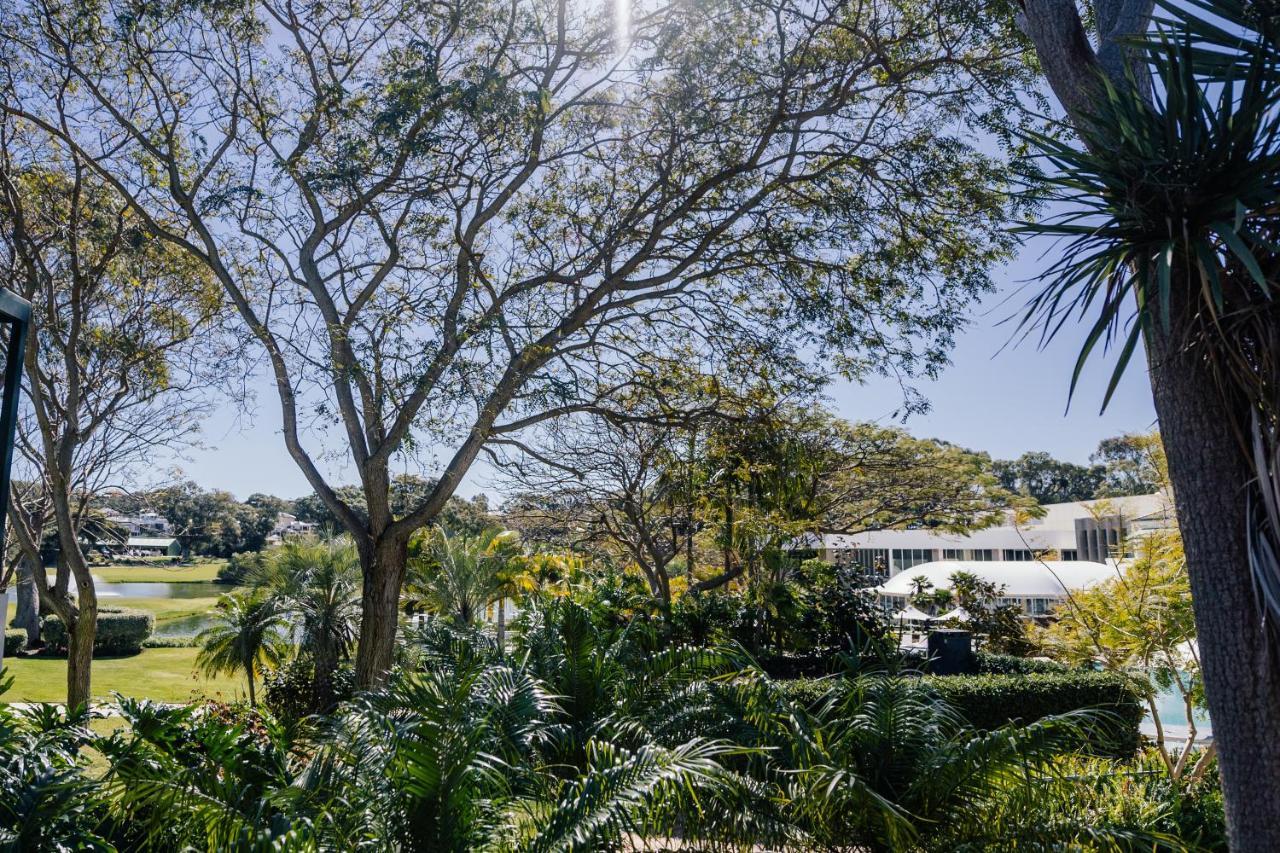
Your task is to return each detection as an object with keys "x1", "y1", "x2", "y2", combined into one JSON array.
[
  {"x1": 496, "y1": 598, "x2": 506, "y2": 651},
  {"x1": 65, "y1": 604, "x2": 95, "y2": 711},
  {"x1": 247, "y1": 667, "x2": 256, "y2": 706},
  {"x1": 354, "y1": 535, "x2": 409, "y2": 688},
  {"x1": 312, "y1": 638, "x2": 338, "y2": 713},
  {"x1": 14, "y1": 559, "x2": 38, "y2": 646},
  {"x1": 1147, "y1": 312, "x2": 1280, "y2": 849},
  {"x1": 0, "y1": 590, "x2": 7, "y2": 671}
]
